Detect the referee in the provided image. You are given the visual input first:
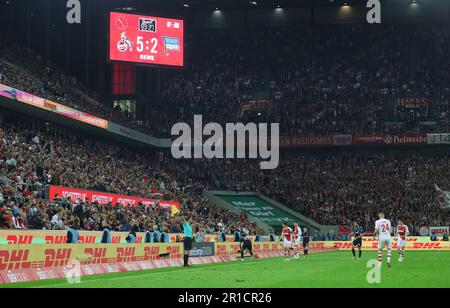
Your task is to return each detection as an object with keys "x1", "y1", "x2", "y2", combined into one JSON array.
[{"x1": 182, "y1": 216, "x2": 193, "y2": 267}]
